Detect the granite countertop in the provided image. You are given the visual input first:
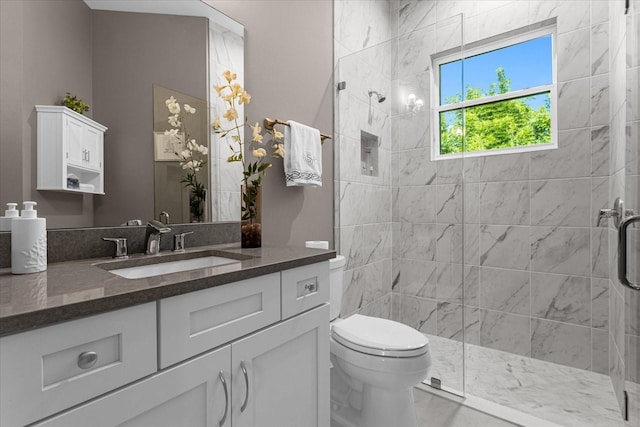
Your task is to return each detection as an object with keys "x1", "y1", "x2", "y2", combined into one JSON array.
[{"x1": 0, "y1": 244, "x2": 335, "y2": 337}]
